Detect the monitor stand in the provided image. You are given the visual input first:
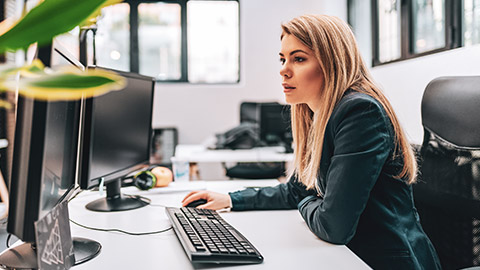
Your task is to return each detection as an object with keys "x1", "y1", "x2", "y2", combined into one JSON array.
[
  {"x1": 0, "y1": 237, "x2": 101, "y2": 268},
  {"x1": 85, "y1": 178, "x2": 150, "y2": 212},
  {"x1": 72, "y1": 237, "x2": 102, "y2": 265}
]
